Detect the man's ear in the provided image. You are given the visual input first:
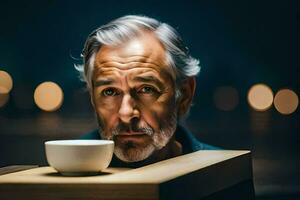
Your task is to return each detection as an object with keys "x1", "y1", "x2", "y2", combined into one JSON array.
[{"x1": 177, "y1": 77, "x2": 196, "y2": 117}]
